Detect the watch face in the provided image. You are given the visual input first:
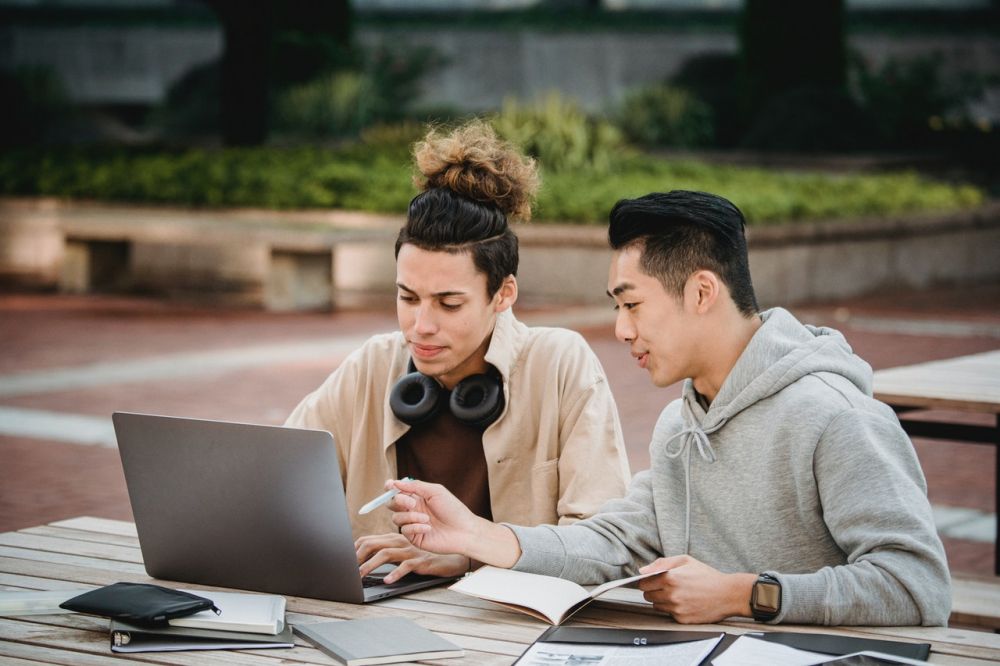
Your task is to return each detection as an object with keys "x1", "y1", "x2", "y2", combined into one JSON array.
[{"x1": 754, "y1": 581, "x2": 780, "y2": 614}]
